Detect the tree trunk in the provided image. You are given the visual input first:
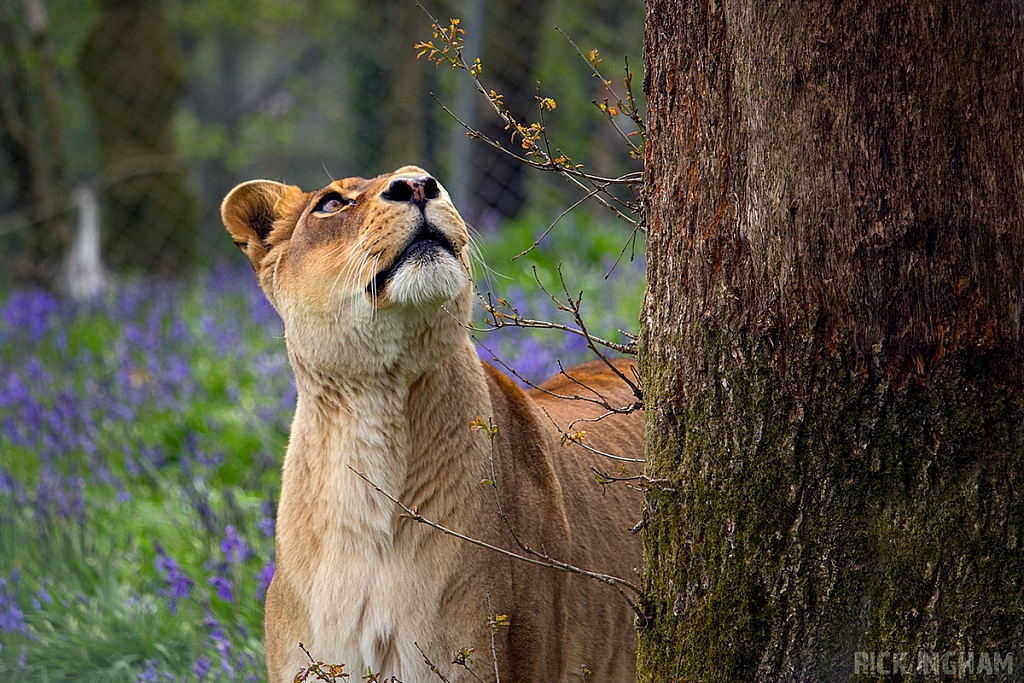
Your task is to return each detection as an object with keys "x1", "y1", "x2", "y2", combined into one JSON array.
[
  {"x1": 638, "y1": 2, "x2": 1024, "y2": 682},
  {"x1": 0, "y1": 0, "x2": 71, "y2": 288},
  {"x1": 468, "y1": 0, "x2": 550, "y2": 221},
  {"x1": 78, "y1": 0, "x2": 200, "y2": 275}
]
